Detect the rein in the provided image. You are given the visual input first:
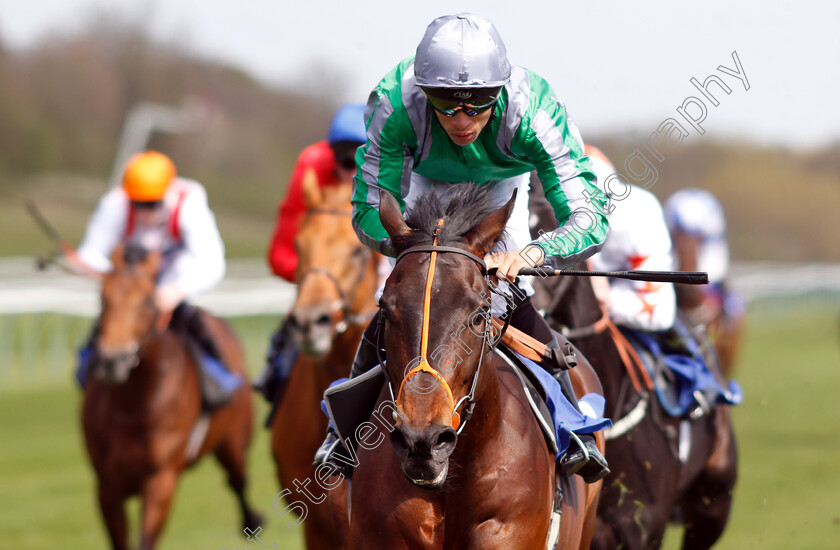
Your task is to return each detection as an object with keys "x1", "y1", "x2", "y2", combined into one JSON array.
[{"x1": 388, "y1": 220, "x2": 493, "y2": 435}]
